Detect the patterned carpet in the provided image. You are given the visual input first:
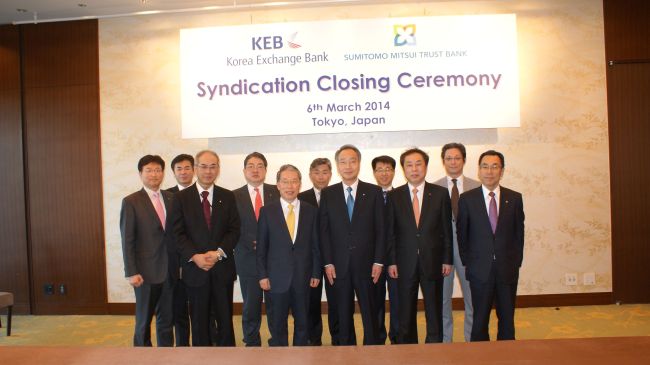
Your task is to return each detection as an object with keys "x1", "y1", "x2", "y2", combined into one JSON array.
[{"x1": 1, "y1": 304, "x2": 649, "y2": 346}]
